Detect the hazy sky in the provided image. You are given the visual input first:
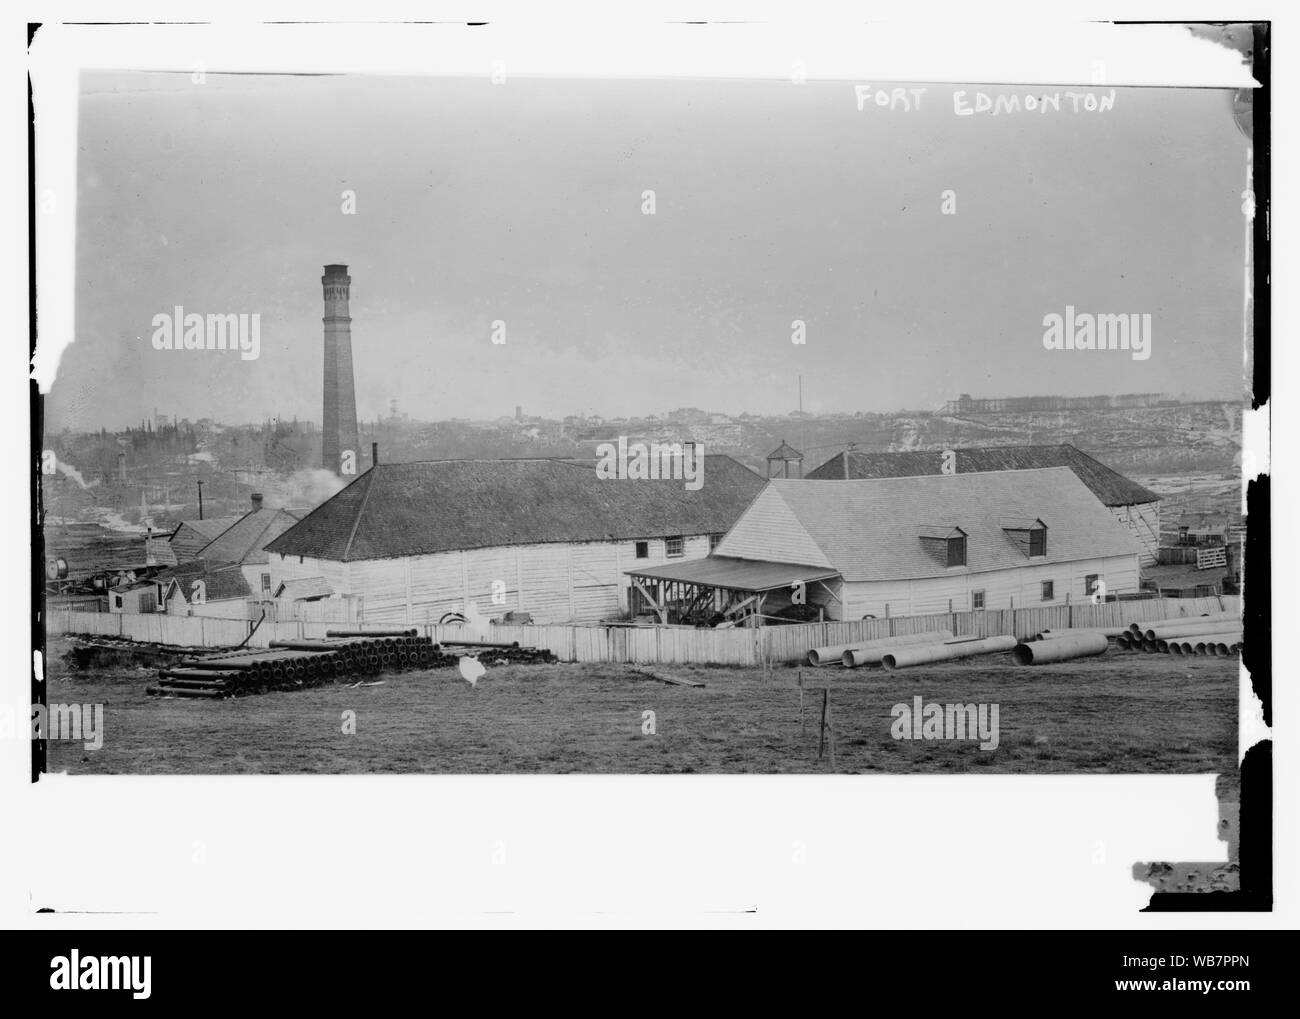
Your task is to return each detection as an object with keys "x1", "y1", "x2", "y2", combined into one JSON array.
[{"x1": 50, "y1": 71, "x2": 1249, "y2": 430}]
